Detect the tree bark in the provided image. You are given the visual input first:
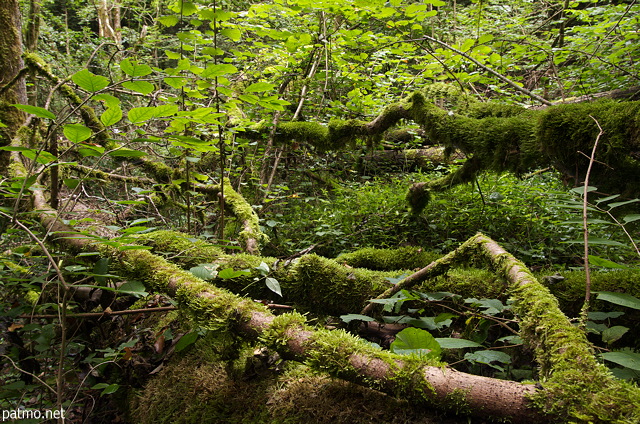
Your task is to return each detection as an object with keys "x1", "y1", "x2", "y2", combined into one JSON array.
[{"x1": 0, "y1": 0, "x2": 27, "y2": 168}]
